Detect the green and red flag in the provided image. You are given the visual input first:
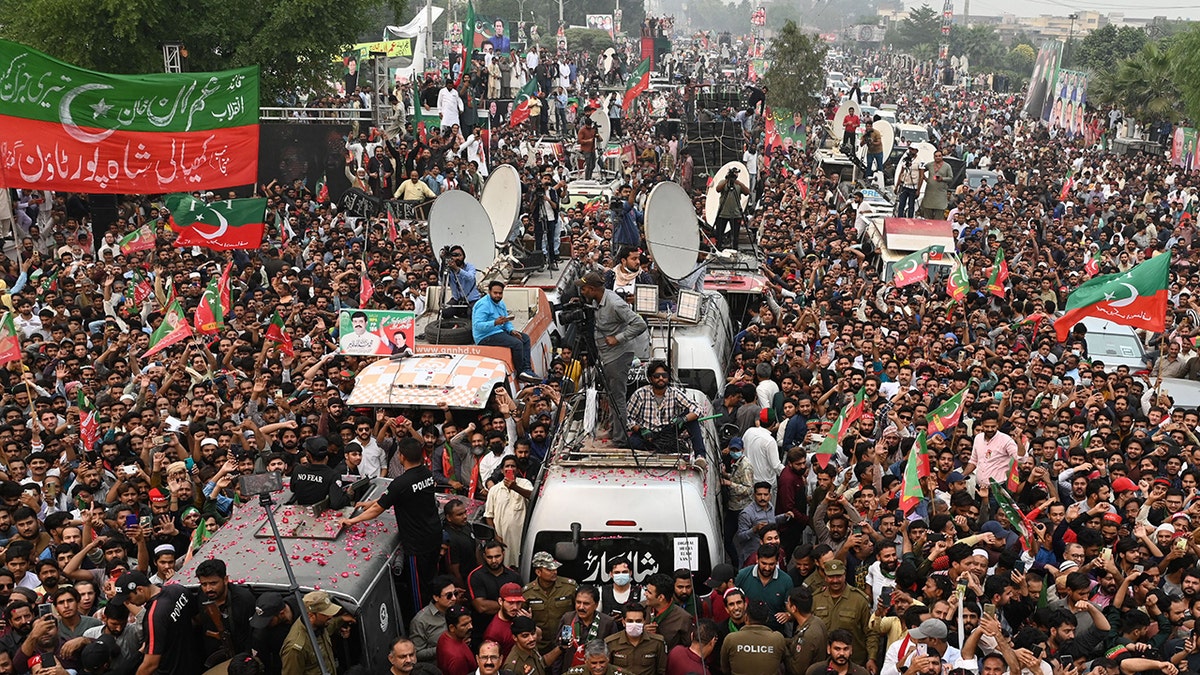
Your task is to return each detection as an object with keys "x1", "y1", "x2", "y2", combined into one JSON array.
[
  {"x1": 1053, "y1": 252, "x2": 1171, "y2": 342},
  {"x1": 985, "y1": 248, "x2": 1008, "y2": 297},
  {"x1": 143, "y1": 300, "x2": 193, "y2": 359},
  {"x1": 0, "y1": 39, "x2": 258, "y2": 193},
  {"x1": 1059, "y1": 167, "x2": 1075, "y2": 202},
  {"x1": 622, "y1": 58, "x2": 651, "y2": 109},
  {"x1": 77, "y1": 387, "x2": 98, "y2": 453},
  {"x1": 990, "y1": 478, "x2": 1037, "y2": 552},
  {"x1": 193, "y1": 278, "x2": 224, "y2": 338},
  {"x1": 217, "y1": 262, "x2": 233, "y2": 316},
  {"x1": 1012, "y1": 313, "x2": 1048, "y2": 330},
  {"x1": 1005, "y1": 458, "x2": 1022, "y2": 493},
  {"x1": 927, "y1": 386, "x2": 968, "y2": 436},
  {"x1": 814, "y1": 388, "x2": 865, "y2": 469},
  {"x1": 453, "y1": 0, "x2": 476, "y2": 88},
  {"x1": 118, "y1": 223, "x2": 156, "y2": 255},
  {"x1": 899, "y1": 431, "x2": 929, "y2": 514},
  {"x1": 166, "y1": 194, "x2": 268, "y2": 250},
  {"x1": 946, "y1": 256, "x2": 969, "y2": 301},
  {"x1": 0, "y1": 313, "x2": 20, "y2": 367},
  {"x1": 509, "y1": 79, "x2": 540, "y2": 128},
  {"x1": 842, "y1": 387, "x2": 868, "y2": 430},
  {"x1": 265, "y1": 310, "x2": 293, "y2": 357},
  {"x1": 1084, "y1": 252, "x2": 1099, "y2": 278},
  {"x1": 893, "y1": 248, "x2": 931, "y2": 287}
]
